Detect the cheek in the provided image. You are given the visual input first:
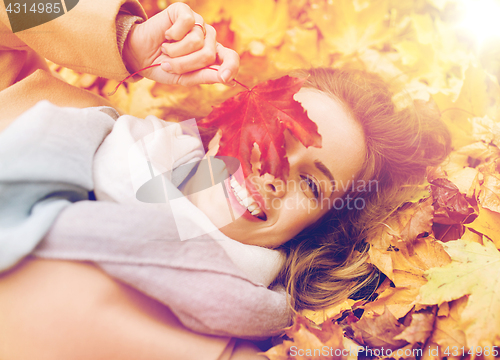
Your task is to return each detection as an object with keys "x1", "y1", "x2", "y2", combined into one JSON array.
[{"x1": 280, "y1": 196, "x2": 324, "y2": 232}]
